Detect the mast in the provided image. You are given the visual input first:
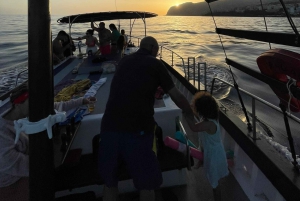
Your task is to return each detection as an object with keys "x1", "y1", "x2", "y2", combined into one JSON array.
[{"x1": 28, "y1": 0, "x2": 54, "y2": 200}]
